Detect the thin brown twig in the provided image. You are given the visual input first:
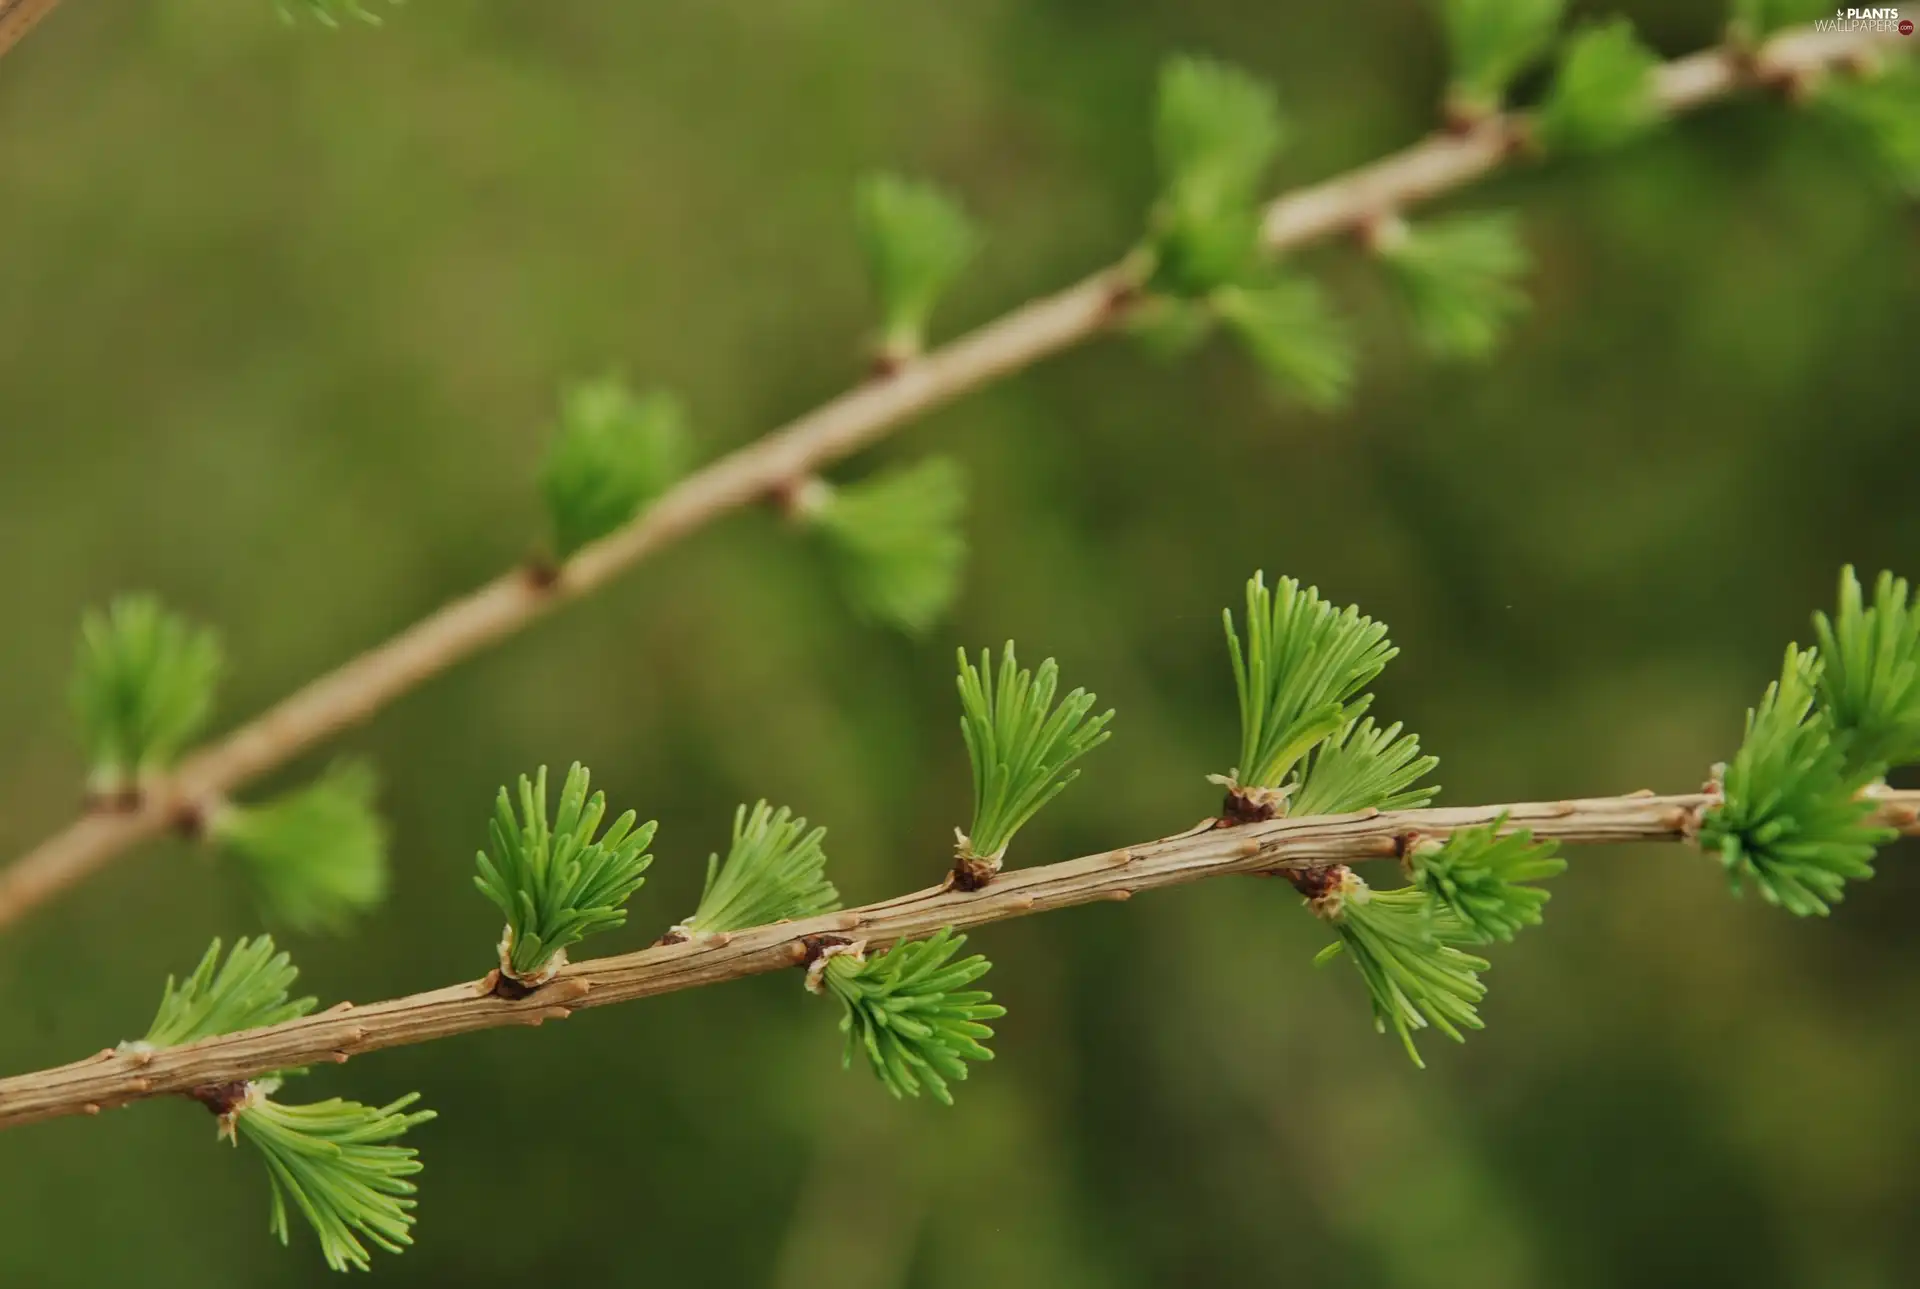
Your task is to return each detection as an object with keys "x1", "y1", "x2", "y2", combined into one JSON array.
[
  {"x1": 0, "y1": 24, "x2": 1890, "y2": 928},
  {"x1": 1, "y1": 787, "x2": 1914, "y2": 1130}
]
